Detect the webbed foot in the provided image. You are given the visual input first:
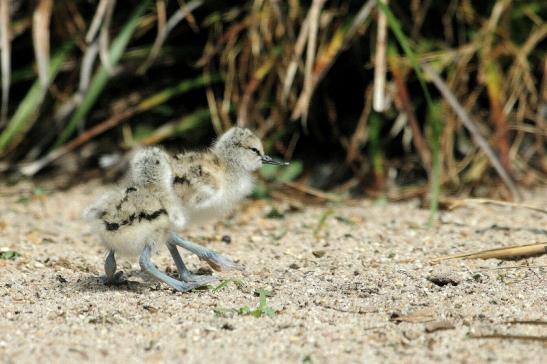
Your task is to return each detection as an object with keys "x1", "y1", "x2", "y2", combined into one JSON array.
[
  {"x1": 104, "y1": 271, "x2": 128, "y2": 286},
  {"x1": 140, "y1": 244, "x2": 208, "y2": 292},
  {"x1": 170, "y1": 233, "x2": 244, "y2": 271},
  {"x1": 166, "y1": 242, "x2": 219, "y2": 284},
  {"x1": 104, "y1": 250, "x2": 128, "y2": 286}
]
